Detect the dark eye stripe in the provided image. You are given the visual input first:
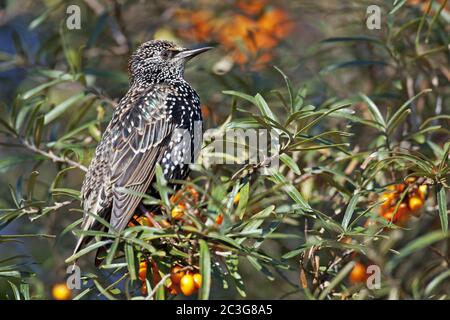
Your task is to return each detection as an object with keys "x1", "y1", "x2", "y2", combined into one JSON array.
[{"x1": 161, "y1": 50, "x2": 174, "y2": 59}]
